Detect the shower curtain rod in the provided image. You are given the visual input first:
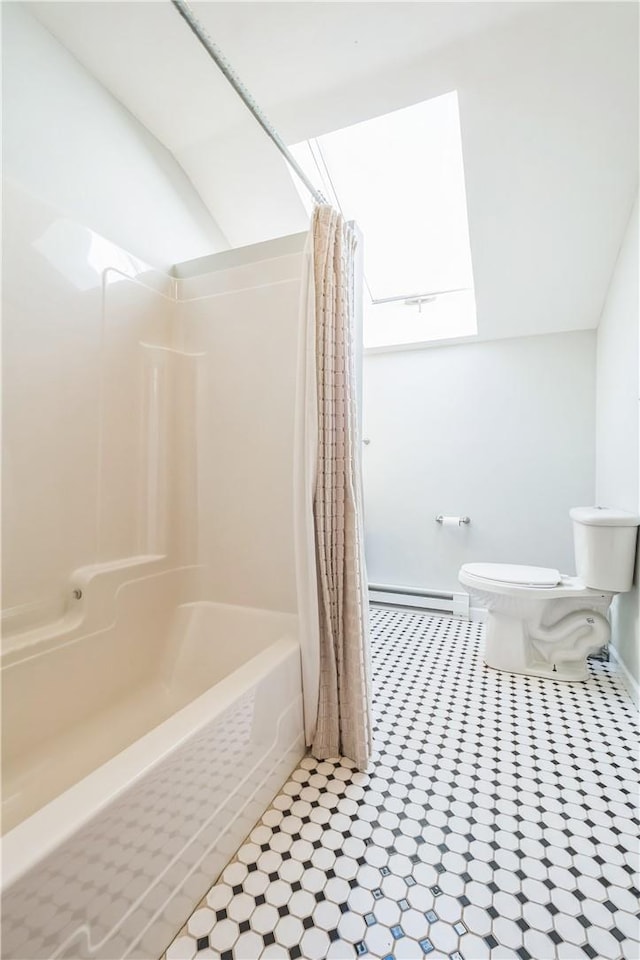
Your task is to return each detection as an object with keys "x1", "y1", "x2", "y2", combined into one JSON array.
[{"x1": 171, "y1": 0, "x2": 327, "y2": 206}]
